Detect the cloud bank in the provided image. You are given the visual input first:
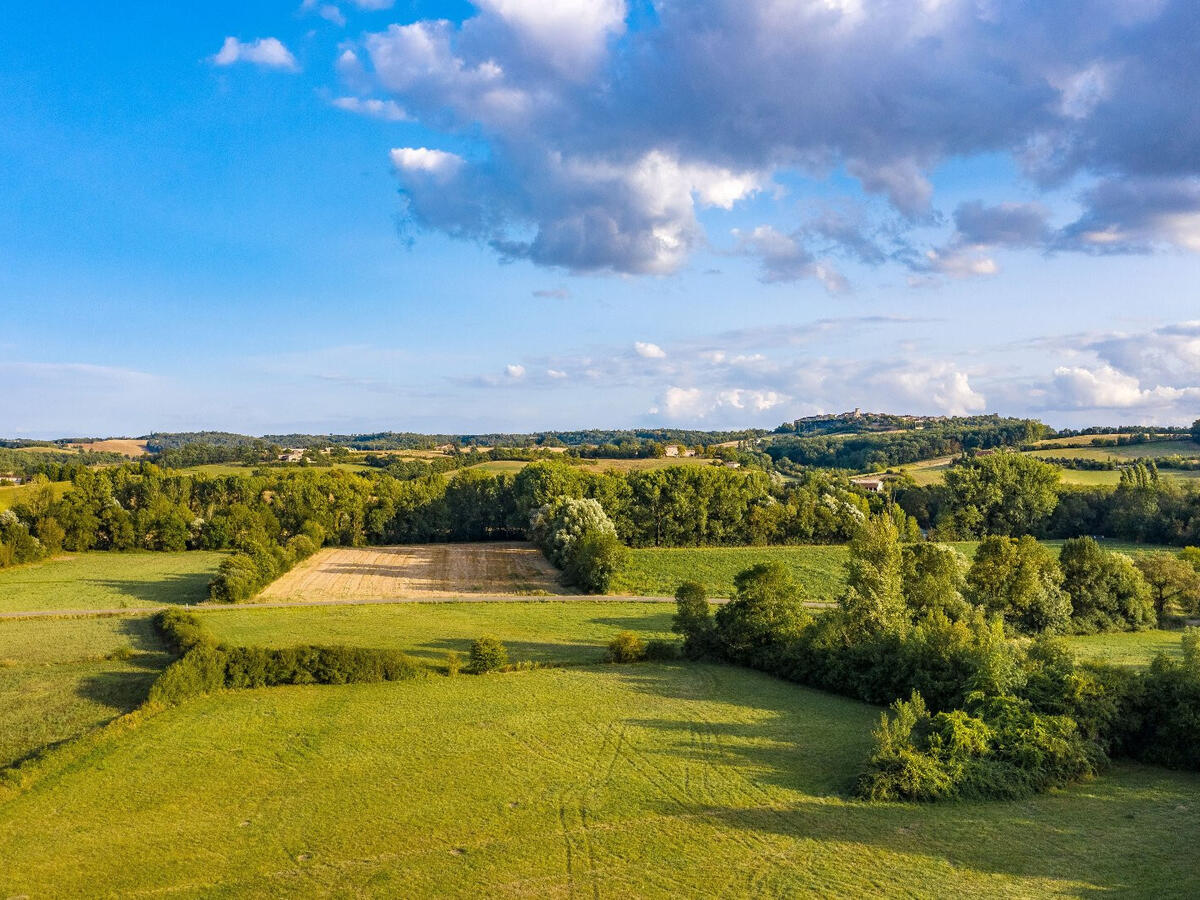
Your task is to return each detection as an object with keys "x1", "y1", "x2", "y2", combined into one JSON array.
[{"x1": 329, "y1": 0, "x2": 1200, "y2": 284}]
